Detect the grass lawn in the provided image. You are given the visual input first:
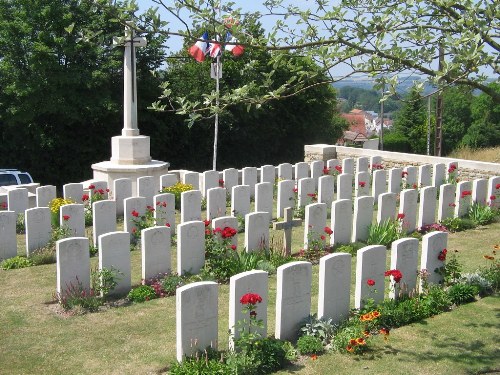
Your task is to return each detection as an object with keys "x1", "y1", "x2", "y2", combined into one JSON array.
[{"x1": 0, "y1": 219, "x2": 499, "y2": 374}]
